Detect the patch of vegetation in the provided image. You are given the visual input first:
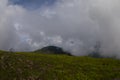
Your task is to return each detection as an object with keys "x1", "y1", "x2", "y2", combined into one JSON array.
[{"x1": 0, "y1": 51, "x2": 120, "y2": 80}]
